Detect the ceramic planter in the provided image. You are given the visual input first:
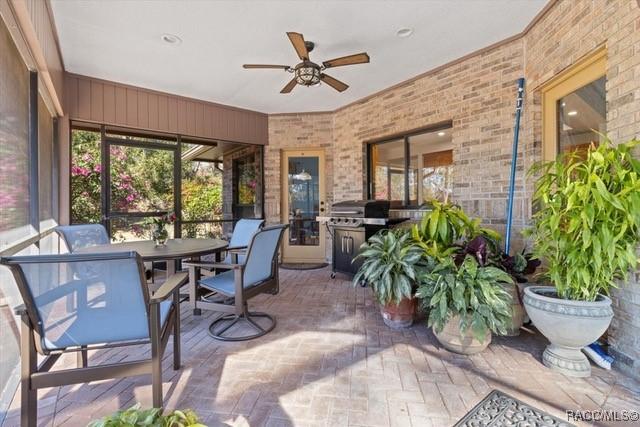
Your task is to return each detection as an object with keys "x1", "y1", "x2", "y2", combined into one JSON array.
[
  {"x1": 380, "y1": 297, "x2": 415, "y2": 329},
  {"x1": 433, "y1": 314, "x2": 491, "y2": 355},
  {"x1": 523, "y1": 286, "x2": 614, "y2": 377}
]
